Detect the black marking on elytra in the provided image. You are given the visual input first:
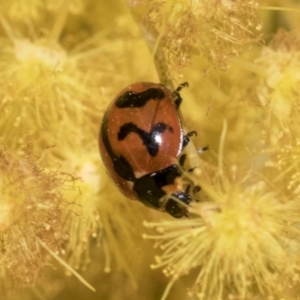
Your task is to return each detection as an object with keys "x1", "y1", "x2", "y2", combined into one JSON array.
[
  {"x1": 115, "y1": 88, "x2": 165, "y2": 108},
  {"x1": 100, "y1": 112, "x2": 136, "y2": 182},
  {"x1": 118, "y1": 122, "x2": 173, "y2": 156}
]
